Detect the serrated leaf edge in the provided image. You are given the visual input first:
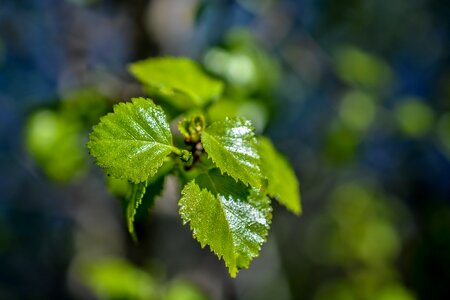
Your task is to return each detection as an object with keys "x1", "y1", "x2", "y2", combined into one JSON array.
[
  {"x1": 127, "y1": 181, "x2": 148, "y2": 241},
  {"x1": 179, "y1": 180, "x2": 271, "y2": 277},
  {"x1": 201, "y1": 117, "x2": 263, "y2": 188},
  {"x1": 87, "y1": 98, "x2": 174, "y2": 183}
]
